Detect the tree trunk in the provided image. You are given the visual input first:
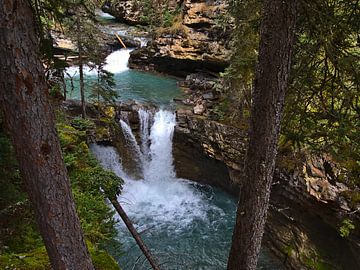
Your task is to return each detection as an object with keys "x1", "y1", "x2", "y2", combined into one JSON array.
[
  {"x1": 0, "y1": 1, "x2": 94, "y2": 269},
  {"x1": 227, "y1": 0, "x2": 298, "y2": 269},
  {"x1": 77, "y1": 19, "x2": 86, "y2": 119}
]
